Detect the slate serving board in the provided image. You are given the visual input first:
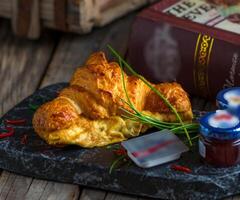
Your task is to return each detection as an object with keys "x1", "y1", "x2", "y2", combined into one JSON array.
[{"x1": 0, "y1": 83, "x2": 240, "y2": 200}]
